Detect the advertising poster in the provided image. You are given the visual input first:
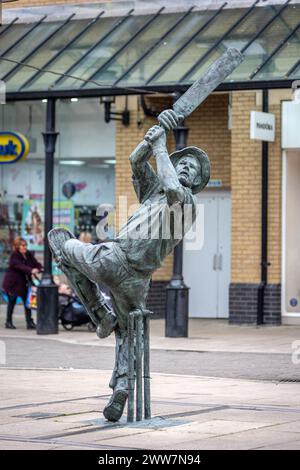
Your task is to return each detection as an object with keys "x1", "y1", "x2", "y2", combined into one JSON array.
[{"x1": 21, "y1": 199, "x2": 74, "y2": 251}]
